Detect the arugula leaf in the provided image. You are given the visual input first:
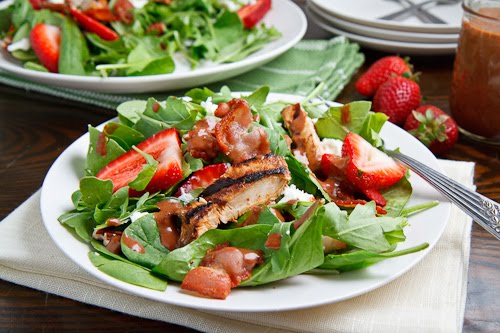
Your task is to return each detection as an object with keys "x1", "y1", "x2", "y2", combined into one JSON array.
[
  {"x1": 128, "y1": 147, "x2": 158, "y2": 192},
  {"x1": 103, "y1": 122, "x2": 145, "y2": 151},
  {"x1": 285, "y1": 155, "x2": 331, "y2": 200},
  {"x1": 58, "y1": 211, "x2": 94, "y2": 242}
]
